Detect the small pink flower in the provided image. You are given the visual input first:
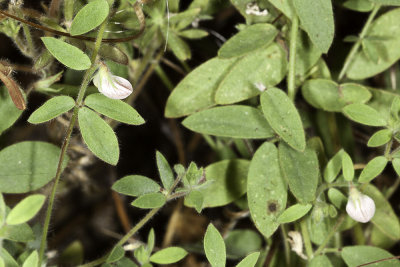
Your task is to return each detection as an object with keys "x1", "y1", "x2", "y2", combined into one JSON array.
[
  {"x1": 93, "y1": 62, "x2": 133, "y2": 100},
  {"x1": 346, "y1": 187, "x2": 375, "y2": 223}
]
